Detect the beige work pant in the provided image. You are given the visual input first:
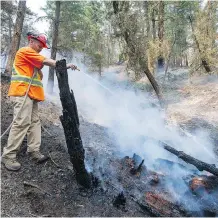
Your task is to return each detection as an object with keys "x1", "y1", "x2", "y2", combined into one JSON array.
[{"x1": 2, "y1": 96, "x2": 41, "y2": 159}]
